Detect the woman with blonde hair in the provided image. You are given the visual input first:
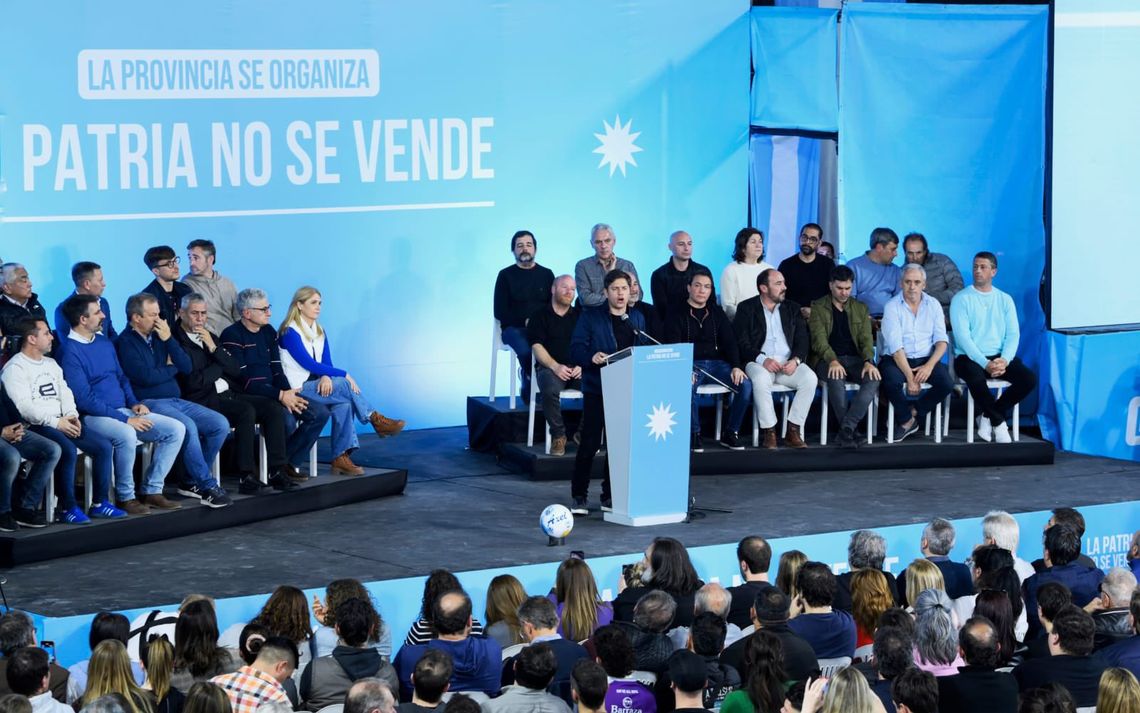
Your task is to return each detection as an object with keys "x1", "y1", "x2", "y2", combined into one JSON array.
[
  {"x1": 82, "y1": 640, "x2": 156, "y2": 713},
  {"x1": 776, "y1": 550, "x2": 807, "y2": 617},
  {"x1": 851, "y1": 569, "x2": 893, "y2": 648},
  {"x1": 484, "y1": 575, "x2": 528, "y2": 648},
  {"x1": 1098, "y1": 668, "x2": 1140, "y2": 713},
  {"x1": 278, "y1": 285, "x2": 404, "y2": 475},
  {"x1": 140, "y1": 636, "x2": 184, "y2": 713},
  {"x1": 550, "y1": 558, "x2": 613, "y2": 642},
  {"x1": 904, "y1": 559, "x2": 946, "y2": 607},
  {"x1": 799, "y1": 666, "x2": 886, "y2": 713}
]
